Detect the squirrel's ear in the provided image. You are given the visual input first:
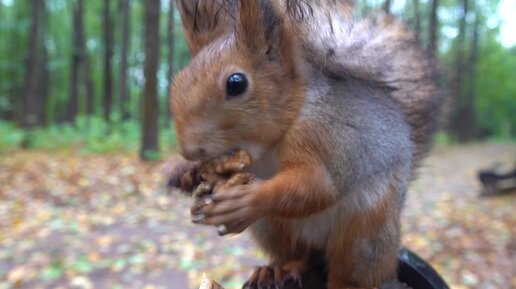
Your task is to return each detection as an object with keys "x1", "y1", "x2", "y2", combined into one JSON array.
[
  {"x1": 237, "y1": 0, "x2": 284, "y2": 58},
  {"x1": 176, "y1": 0, "x2": 234, "y2": 56}
]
